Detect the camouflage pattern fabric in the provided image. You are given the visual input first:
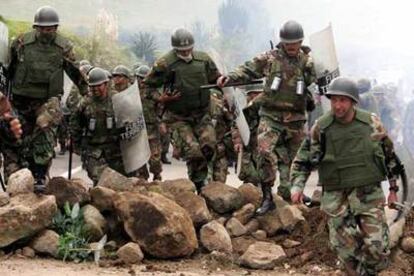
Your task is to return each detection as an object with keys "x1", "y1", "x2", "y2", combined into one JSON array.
[
  {"x1": 165, "y1": 109, "x2": 216, "y2": 184},
  {"x1": 83, "y1": 146, "x2": 124, "y2": 184},
  {"x1": 57, "y1": 114, "x2": 70, "y2": 150}
]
